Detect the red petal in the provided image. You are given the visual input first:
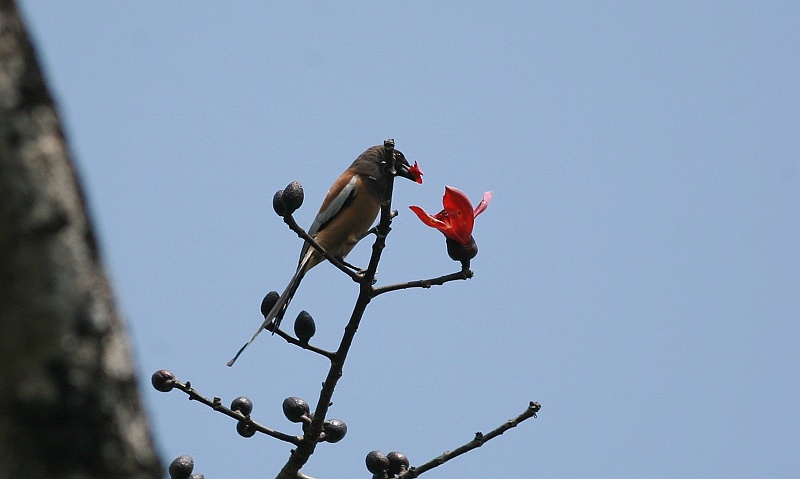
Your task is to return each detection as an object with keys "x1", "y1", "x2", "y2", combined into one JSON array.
[
  {"x1": 442, "y1": 187, "x2": 474, "y2": 245},
  {"x1": 409, "y1": 205, "x2": 447, "y2": 231},
  {"x1": 473, "y1": 191, "x2": 492, "y2": 217},
  {"x1": 409, "y1": 161, "x2": 424, "y2": 184}
]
